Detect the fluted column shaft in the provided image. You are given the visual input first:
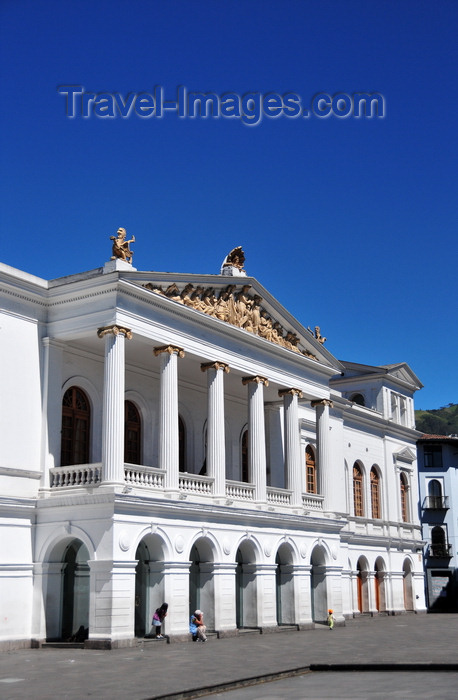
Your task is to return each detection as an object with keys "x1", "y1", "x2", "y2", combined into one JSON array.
[
  {"x1": 201, "y1": 362, "x2": 229, "y2": 497},
  {"x1": 243, "y1": 376, "x2": 268, "y2": 502},
  {"x1": 155, "y1": 345, "x2": 184, "y2": 490},
  {"x1": 312, "y1": 399, "x2": 333, "y2": 510},
  {"x1": 279, "y1": 388, "x2": 303, "y2": 507},
  {"x1": 98, "y1": 325, "x2": 132, "y2": 483}
]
